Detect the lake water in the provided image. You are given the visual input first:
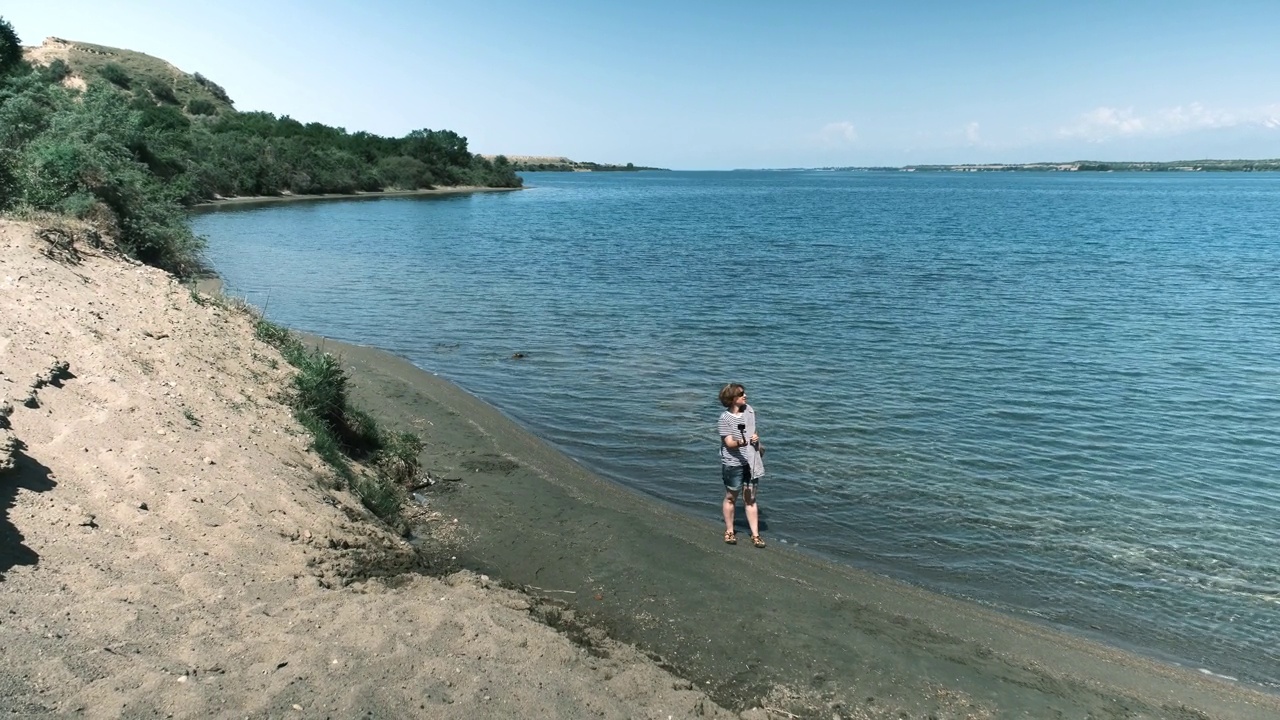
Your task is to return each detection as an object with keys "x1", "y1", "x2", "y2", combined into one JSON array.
[{"x1": 193, "y1": 171, "x2": 1280, "y2": 690}]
